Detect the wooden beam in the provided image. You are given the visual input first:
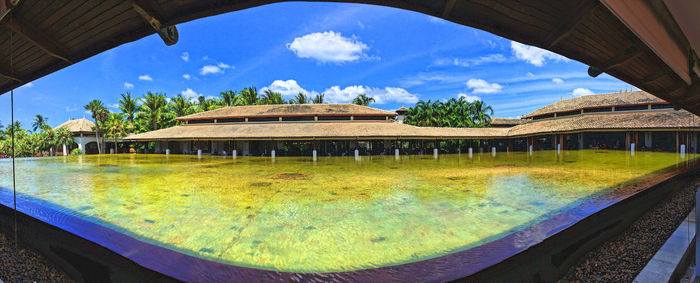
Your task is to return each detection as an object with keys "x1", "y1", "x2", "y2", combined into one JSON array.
[
  {"x1": 0, "y1": 65, "x2": 22, "y2": 82},
  {"x1": 545, "y1": 1, "x2": 598, "y2": 48},
  {"x1": 3, "y1": 17, "x2": 72, "y2": 64},
  {"x1": 442, "y1": 0, "x2": 457, "y2": 18},
  {"x1": 131, "y1": 0, "x2": 178, "y2": 46},
  {"x1": 601, "y1": 48, "x2": 643, "y2": 71}
]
